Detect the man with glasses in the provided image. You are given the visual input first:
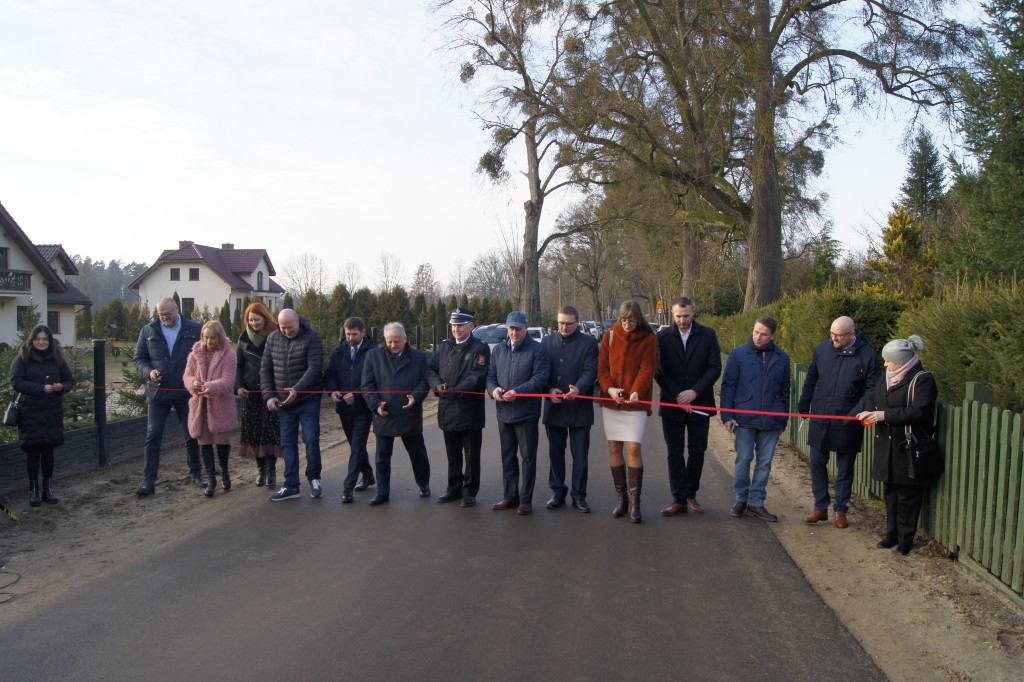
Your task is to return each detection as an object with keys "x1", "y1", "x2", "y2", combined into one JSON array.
[
  {"x1": 134, "y1": 297, "x2": 203, "y2": 495},
  {"x1": 798, "y1": 316, "x2": 880, "y2": 528},
  {"x1": 541, "y1": 305, "x2": 600, "y2": 512}
]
